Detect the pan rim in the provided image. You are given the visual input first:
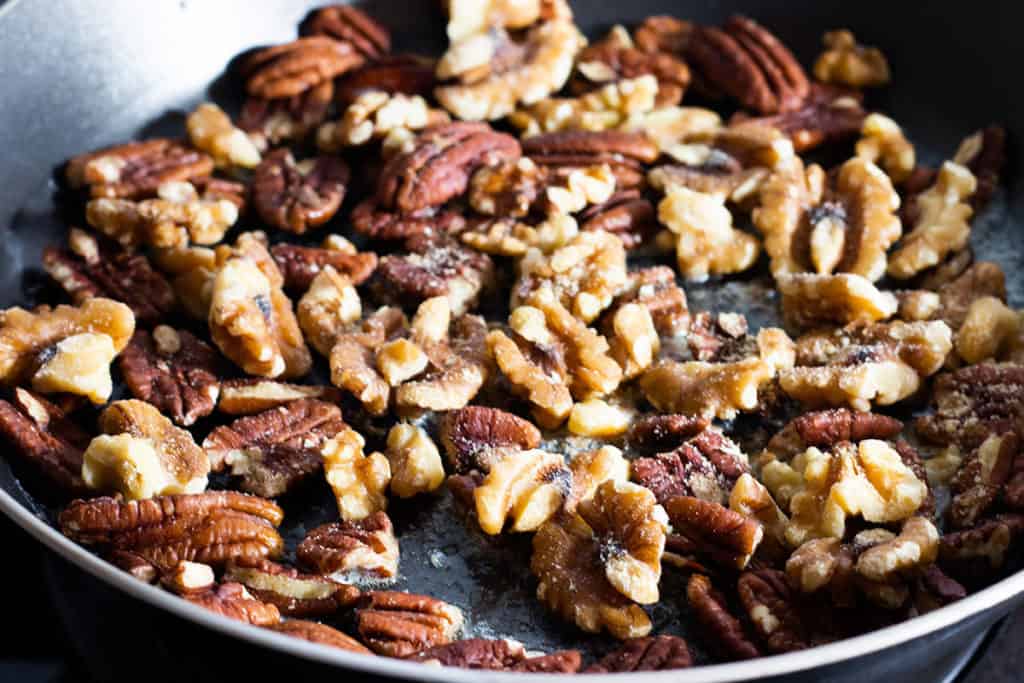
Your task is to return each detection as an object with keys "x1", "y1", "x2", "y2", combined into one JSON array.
[{"x1": 2, "y1": 484, "x2": 1019, "y2": 680}]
